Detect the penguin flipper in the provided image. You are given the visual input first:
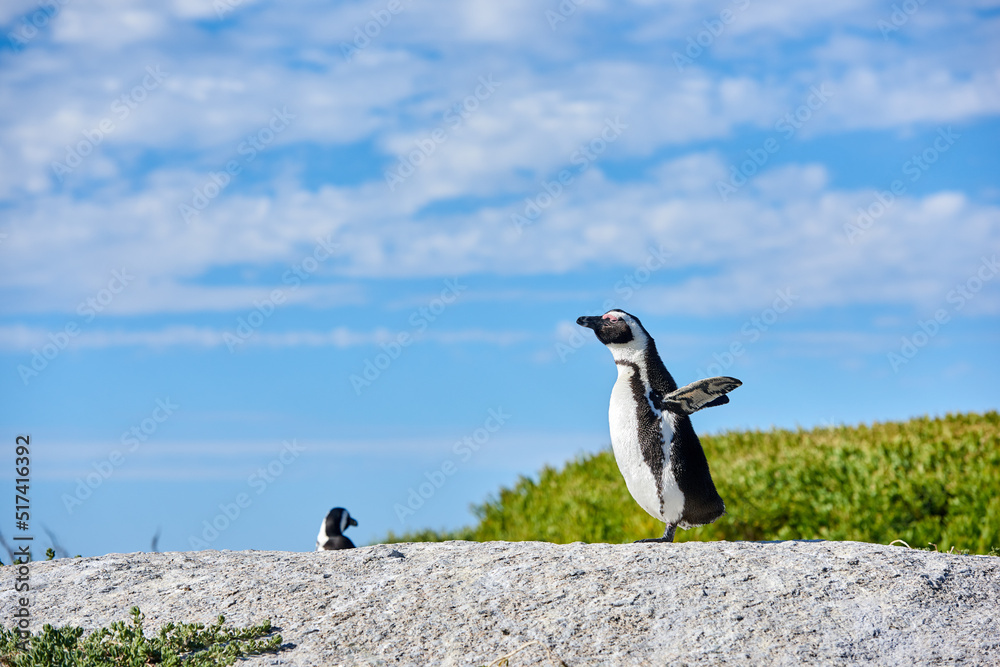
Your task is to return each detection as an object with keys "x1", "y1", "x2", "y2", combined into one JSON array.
[
  {"x1": 701, "y1": 395, "x2": 730, "y2": 409},
  {"x1": 661, "y1": 376, "x2": 742, "y2": 415}
]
